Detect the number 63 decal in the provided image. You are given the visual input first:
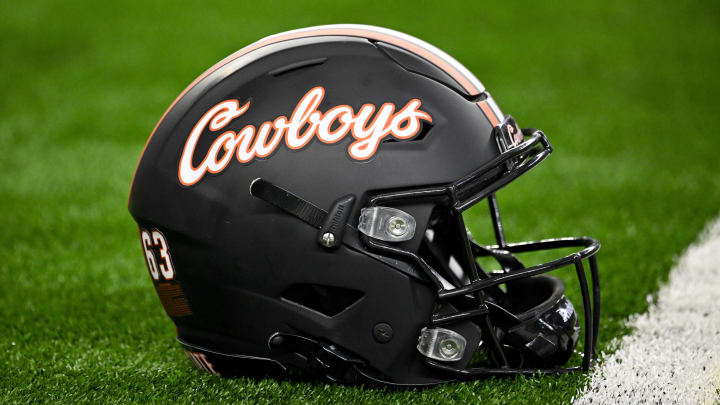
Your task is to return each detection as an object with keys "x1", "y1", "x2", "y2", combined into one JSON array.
[{"x1": 140, "y1": 228, "x2": 175, "y2": 280}]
